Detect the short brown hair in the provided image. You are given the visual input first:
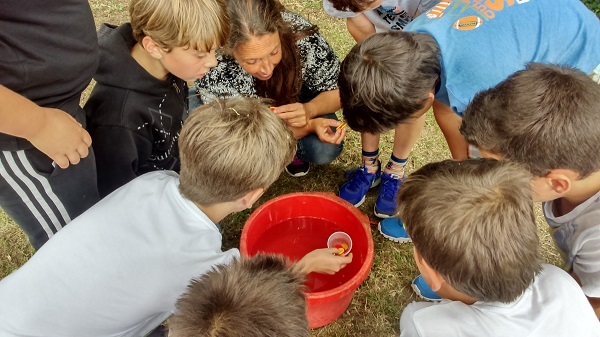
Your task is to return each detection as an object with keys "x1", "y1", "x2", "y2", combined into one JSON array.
[
  {"x1": 167, "y1": 254, "x2": 308, "y2": 337},
  {"x1": 178, "y1": 97, "x2": 296, "y2": 204},
  {"x1": 129, "y1": 0, "x2": 229, "y2": 51},
  {"x1": 460, "y1": 63, "x2": 600, "y2": 177},
  {"x1": 328, "y1": 0, "x2": 376, "y2": 12},
  {"x1": 397, "y1": 159, "x2": 542, "y2": 303},
  {"x1": 339, "y1": 31, "x2": 440, "y2": 133}
]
